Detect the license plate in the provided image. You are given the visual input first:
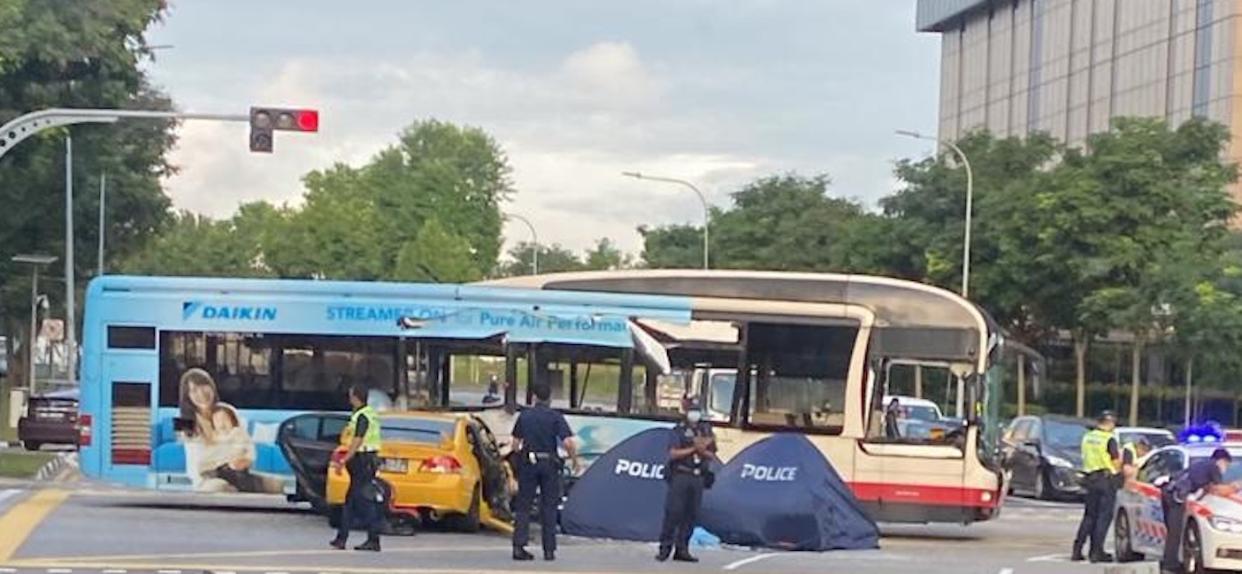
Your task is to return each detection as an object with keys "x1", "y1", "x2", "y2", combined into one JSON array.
[{"x1": 380, "y1": 458, "x2": 408, "y2": 473}]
